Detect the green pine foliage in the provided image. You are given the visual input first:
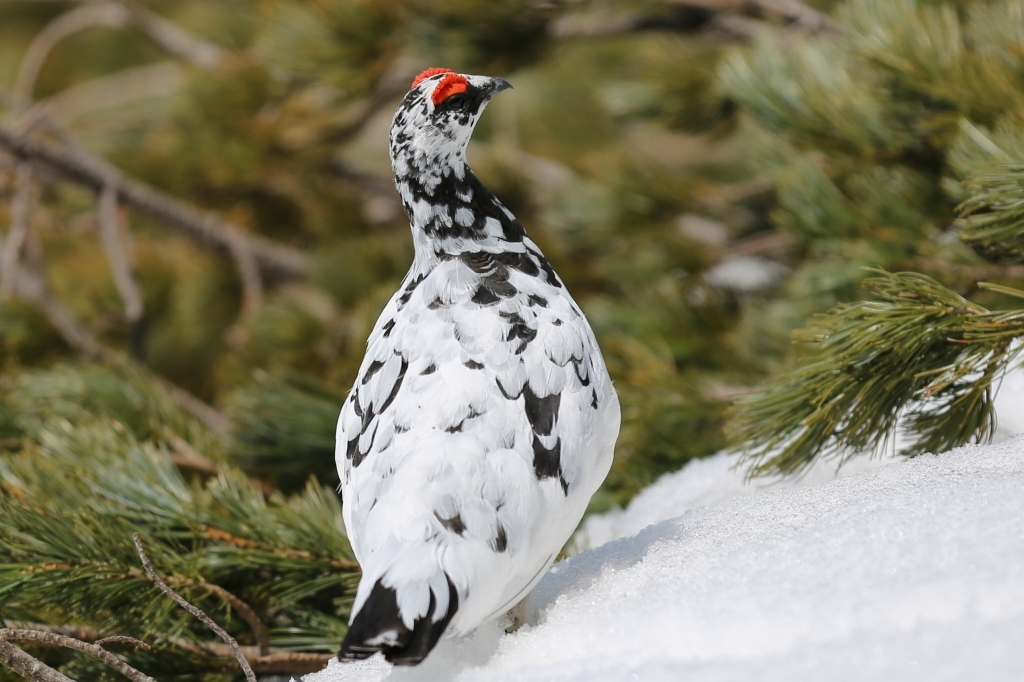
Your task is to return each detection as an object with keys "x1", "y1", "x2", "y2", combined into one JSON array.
[
  {"x1": 0, "y1": 366, "x2": 356, "y2": 678},
  {"x1": 1, "y1": 0, "x2": 760, "y2": 514},
  {"x1": 725, "y1": 0, "x2": 1024, "y2": 474},
  {"x1": 1, "y1": 1, "x2": 770, "y2": 675},
  {"x1": 10, "y1": 0, "x2": 1024, "y2": 676}
]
